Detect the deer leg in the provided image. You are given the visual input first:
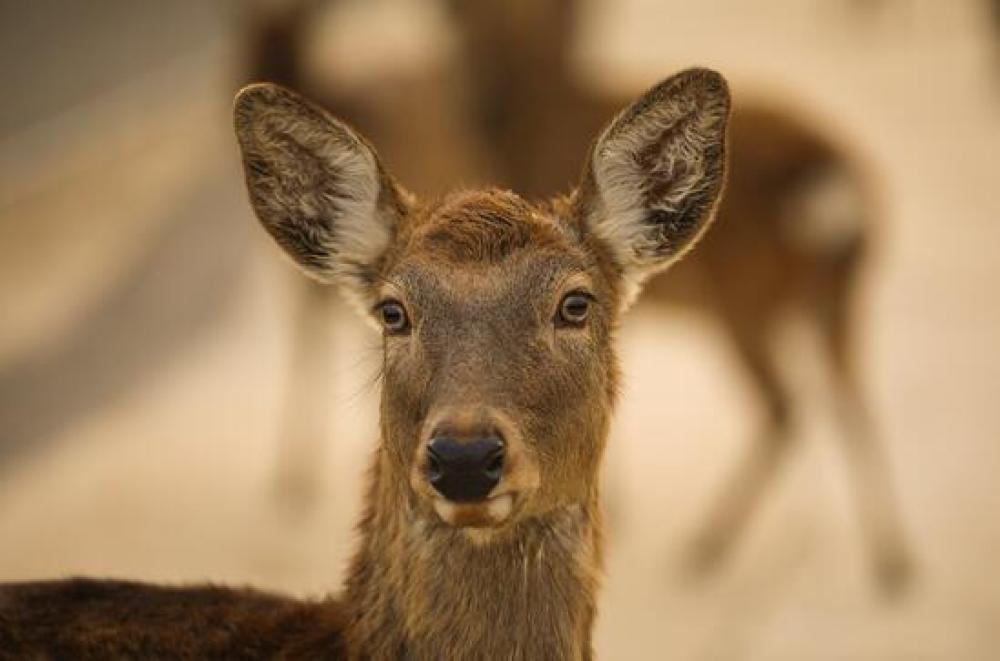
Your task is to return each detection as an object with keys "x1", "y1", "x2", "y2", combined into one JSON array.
[
  {"x1": 273, "y1": 276, "x2": 335, "y2": 513},
  {"x1": 830, "y1": 375, "x2": 913, "y2": 596},
  {"x1": 687, "y1": 318, "x2": 795, "y2": 575},
  {"x1": 817, "y1": 258, "x2": 913, "y2": 596}
]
